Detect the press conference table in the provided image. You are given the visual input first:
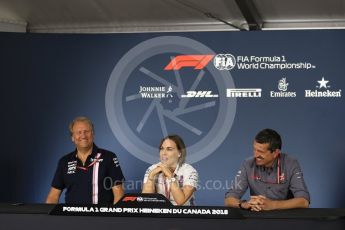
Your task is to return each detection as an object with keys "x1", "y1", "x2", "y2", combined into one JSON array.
[{"x1": 0, "y1": 204, "x2": 344, "y2": 230}]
